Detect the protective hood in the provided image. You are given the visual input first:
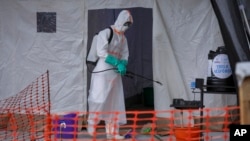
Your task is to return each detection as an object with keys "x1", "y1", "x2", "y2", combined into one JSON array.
[{"x1": 114, "y1": 10, "x2": 133, "y2": 33}]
